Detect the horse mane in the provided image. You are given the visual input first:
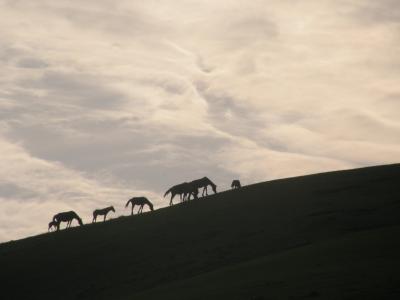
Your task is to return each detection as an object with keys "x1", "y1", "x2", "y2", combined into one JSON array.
[{"x1": 204, "y1": 177, "x2": 216, "y2": 187}]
